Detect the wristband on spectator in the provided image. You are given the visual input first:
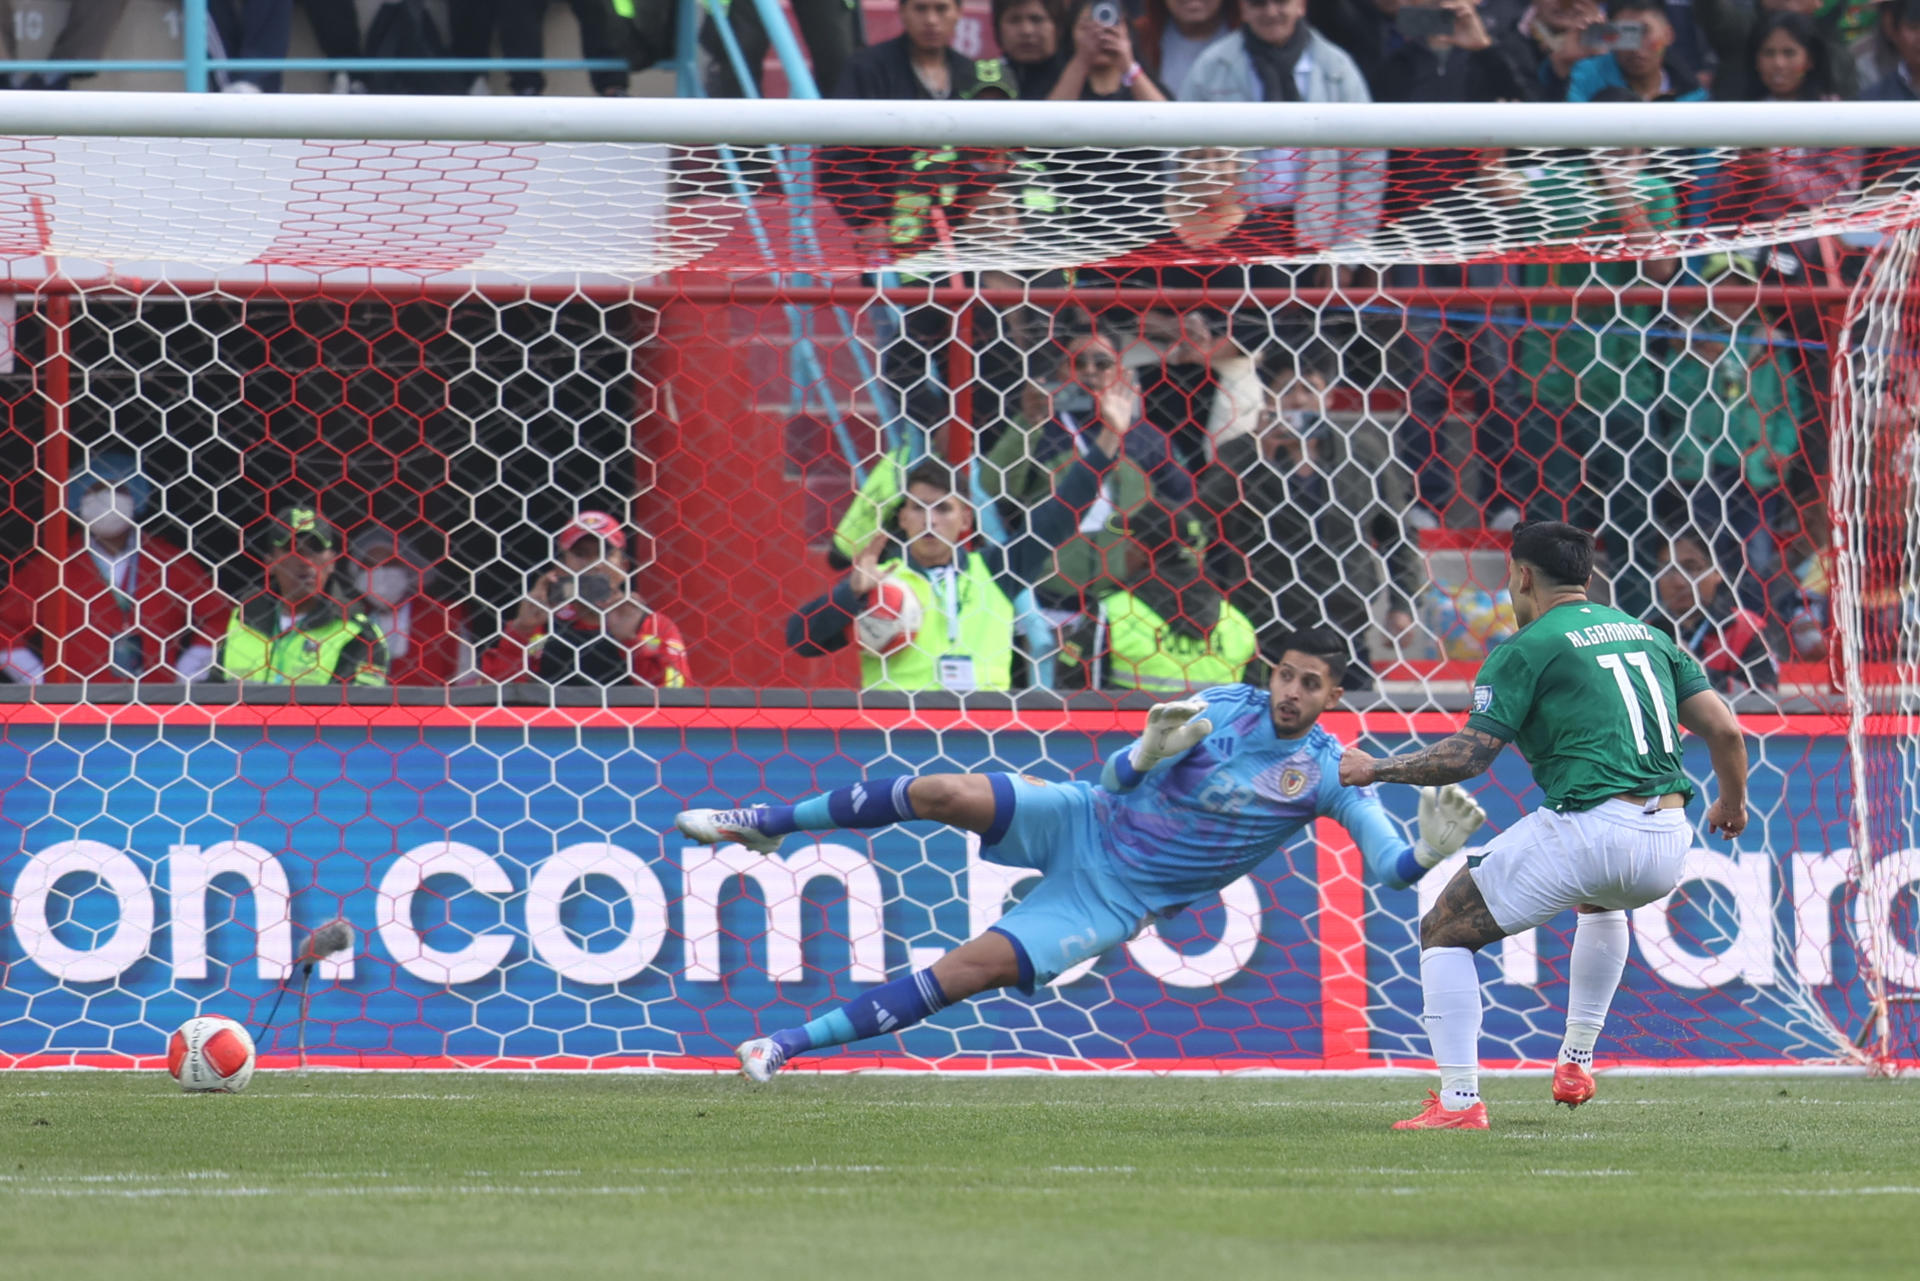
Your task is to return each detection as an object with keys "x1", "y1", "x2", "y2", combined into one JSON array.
[{"x1": 1122, "y1": 62, "x2": 1143, "y2": 89}]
